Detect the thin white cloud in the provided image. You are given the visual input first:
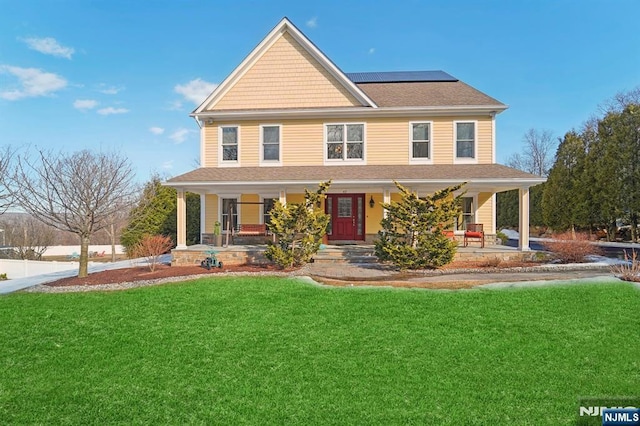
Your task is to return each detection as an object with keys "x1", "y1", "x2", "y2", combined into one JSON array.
[
  {"x1": 149, "y1": 127, "x2": 165, "y2": 135},
  {"x1": 21, "y1": 37, "x2": 74, "y2": 59},
  {"x1": 161, "y1": 160, "x2": 174, "y2": 169},
  {"x1": 73, "y1": 99, "x2": 98, "y2": 110},
  {"x1": 167, "y1": 100, "x2": 183, "y2": 110},
  {"x1": 174, "y1": 78, "x2": 217, "y2": 105},
  {"x1": 97, "y1": 107, "x2": 129, "y2": 115},
  {"x1": 369, "y1": 48, "x2": 376, "y2": 54},
  {"x1": 97, "y1": 84, "x2": 123, "y2": 95},
  {"x1": 169, "y1": 128, "x2": 190, "y2": 144},
  {"x1": 306, "y1": 17, "x2": 318, "y2": 28},
  {"x1": 0, "y1": 65, "x2": 67, "y2": 100}
]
